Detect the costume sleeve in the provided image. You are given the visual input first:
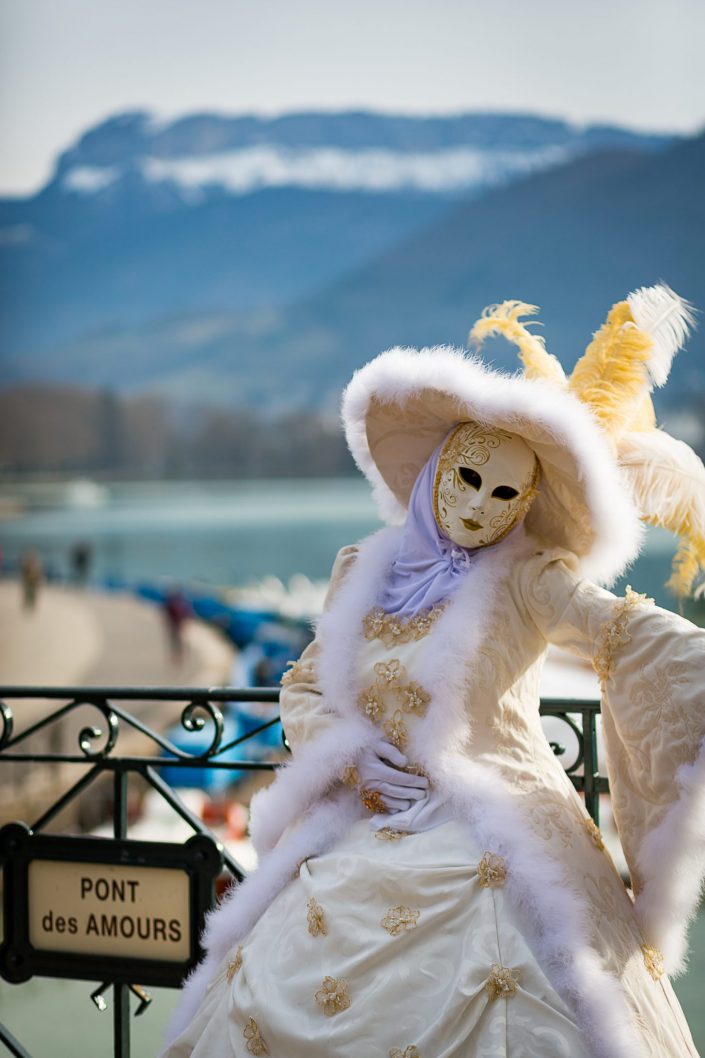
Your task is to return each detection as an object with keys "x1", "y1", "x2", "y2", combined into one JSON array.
[
  {"x1": 522, "y1": 549, "x2": 705, "y2": 974},
  {"x1": 279, "y1": 545, "x2": 358, "y2": 755}
]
